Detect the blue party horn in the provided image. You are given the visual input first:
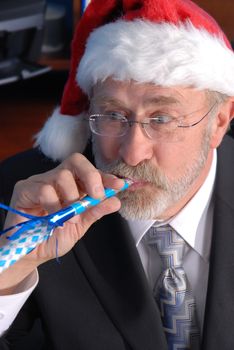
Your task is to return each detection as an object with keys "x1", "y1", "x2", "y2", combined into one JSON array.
[{"x1": 0, "y1": 179, "x2": 133, "y2": 273}]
